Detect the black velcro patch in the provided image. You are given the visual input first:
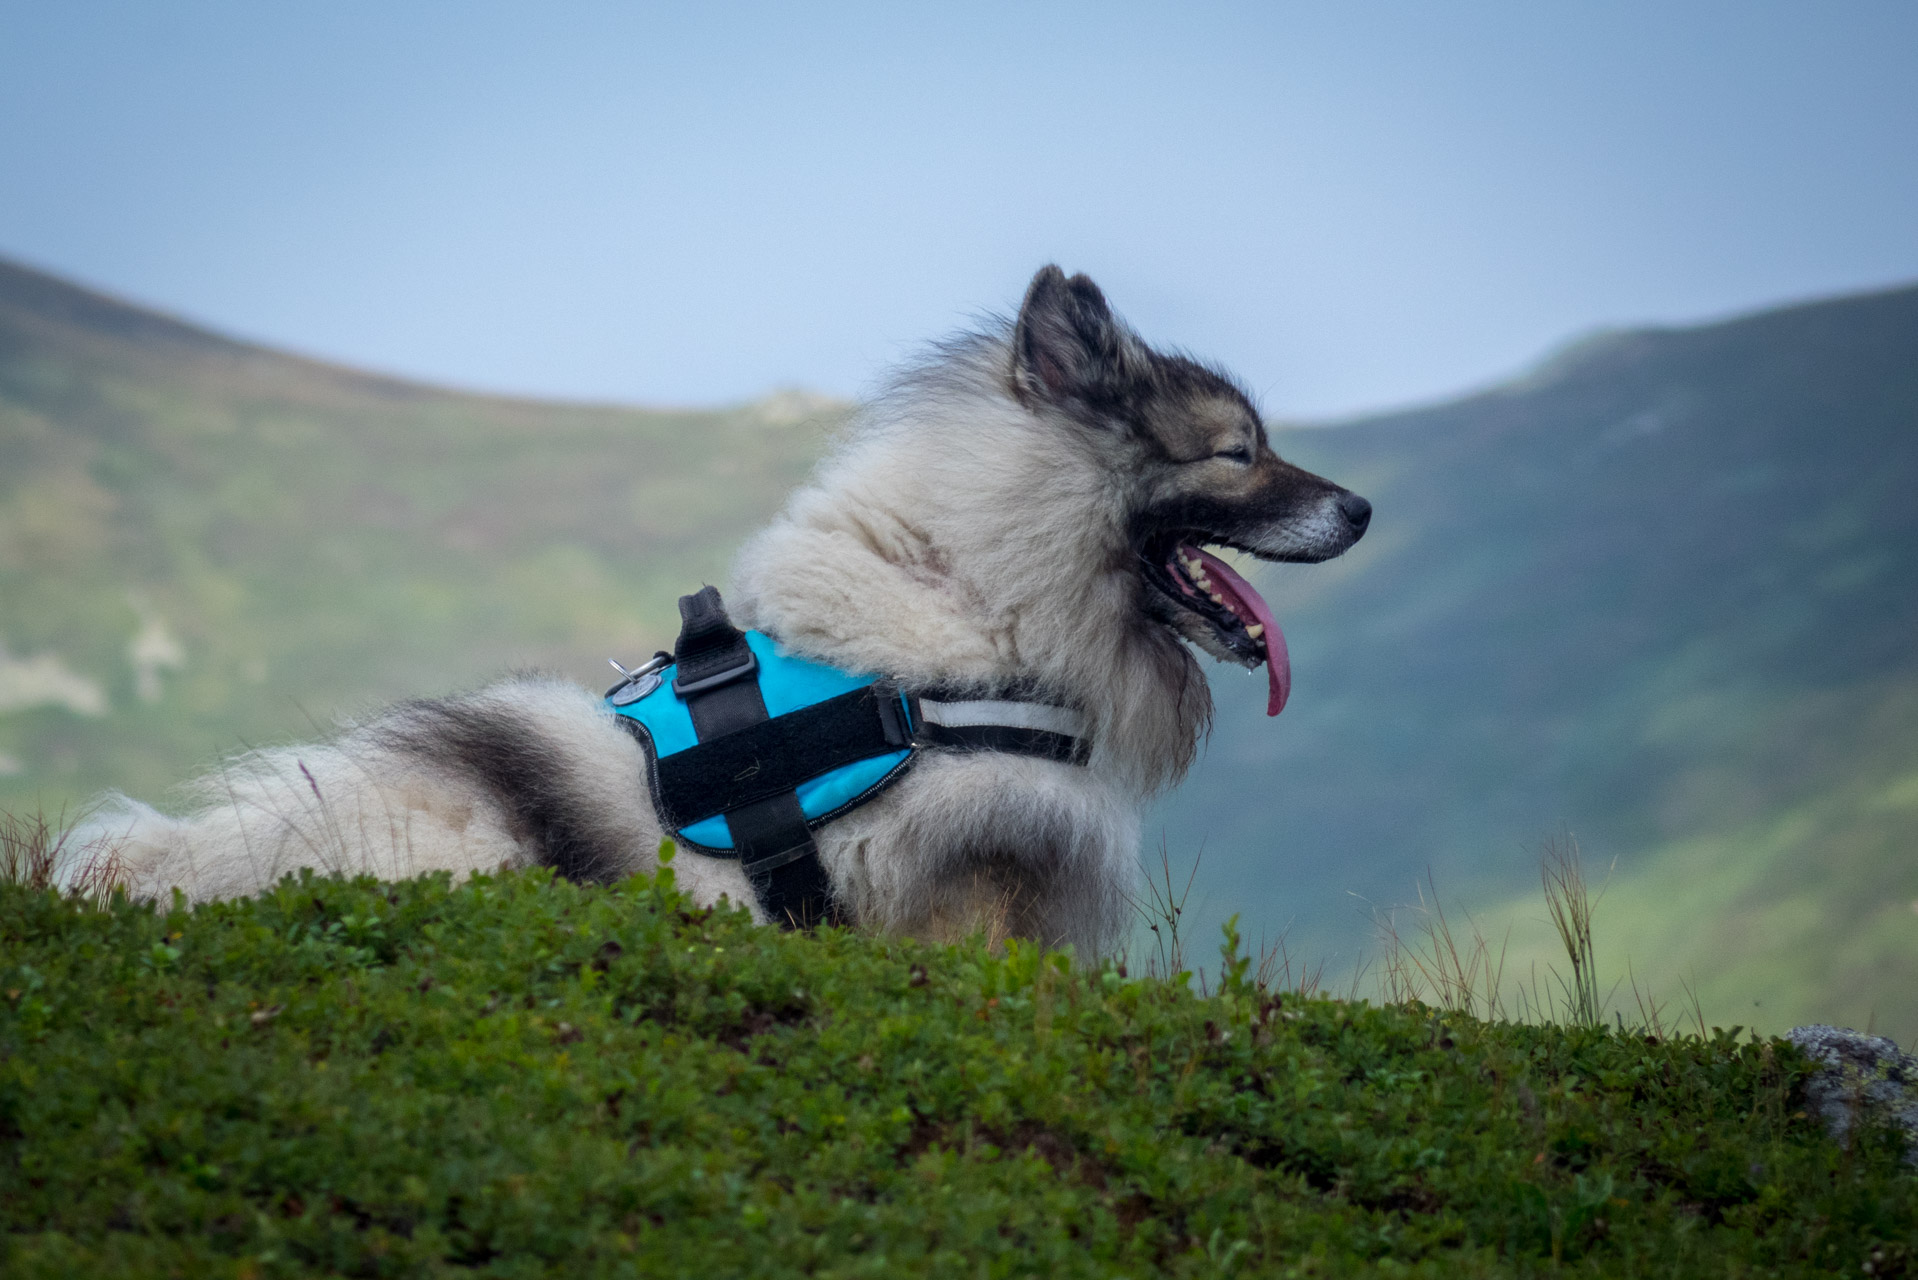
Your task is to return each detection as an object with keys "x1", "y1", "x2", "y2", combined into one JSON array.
[{"x1": 653, "y1": 686, "x2": 908, "y2": 826}]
